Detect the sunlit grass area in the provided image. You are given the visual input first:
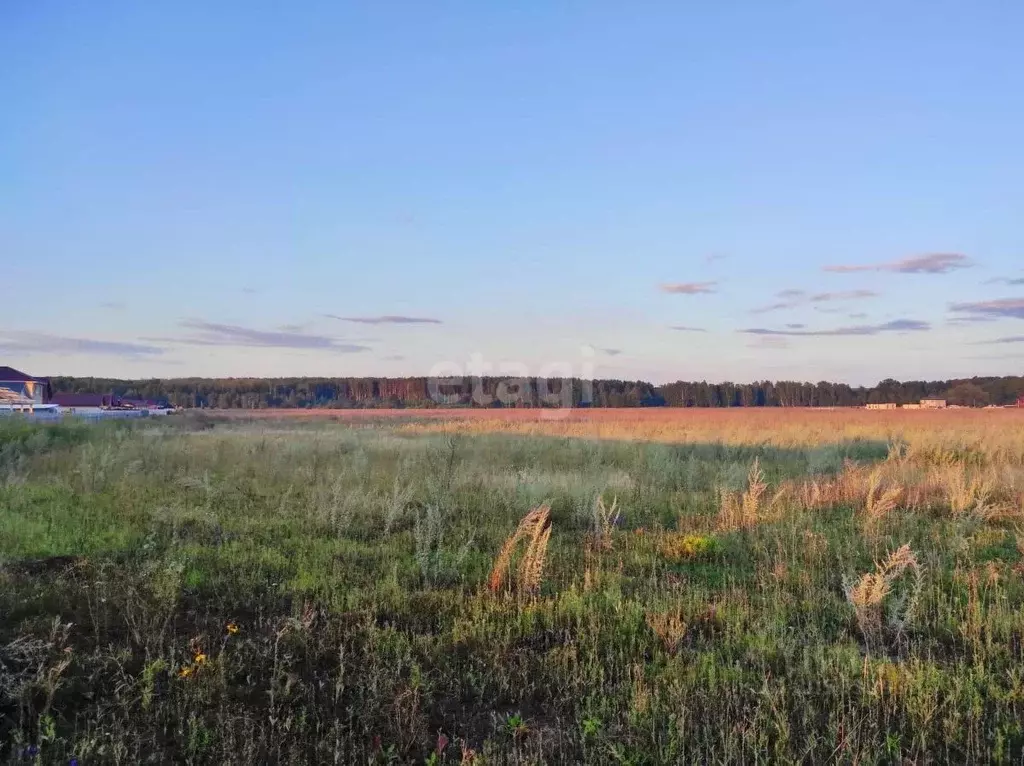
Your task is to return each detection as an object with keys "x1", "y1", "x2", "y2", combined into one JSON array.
[
  {"x1": 3, "y1": 413, "x2": 1024, "y2": 763},
  {"x1": 399, "y1": 407, "x2": 1024, "y2": 460}
]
